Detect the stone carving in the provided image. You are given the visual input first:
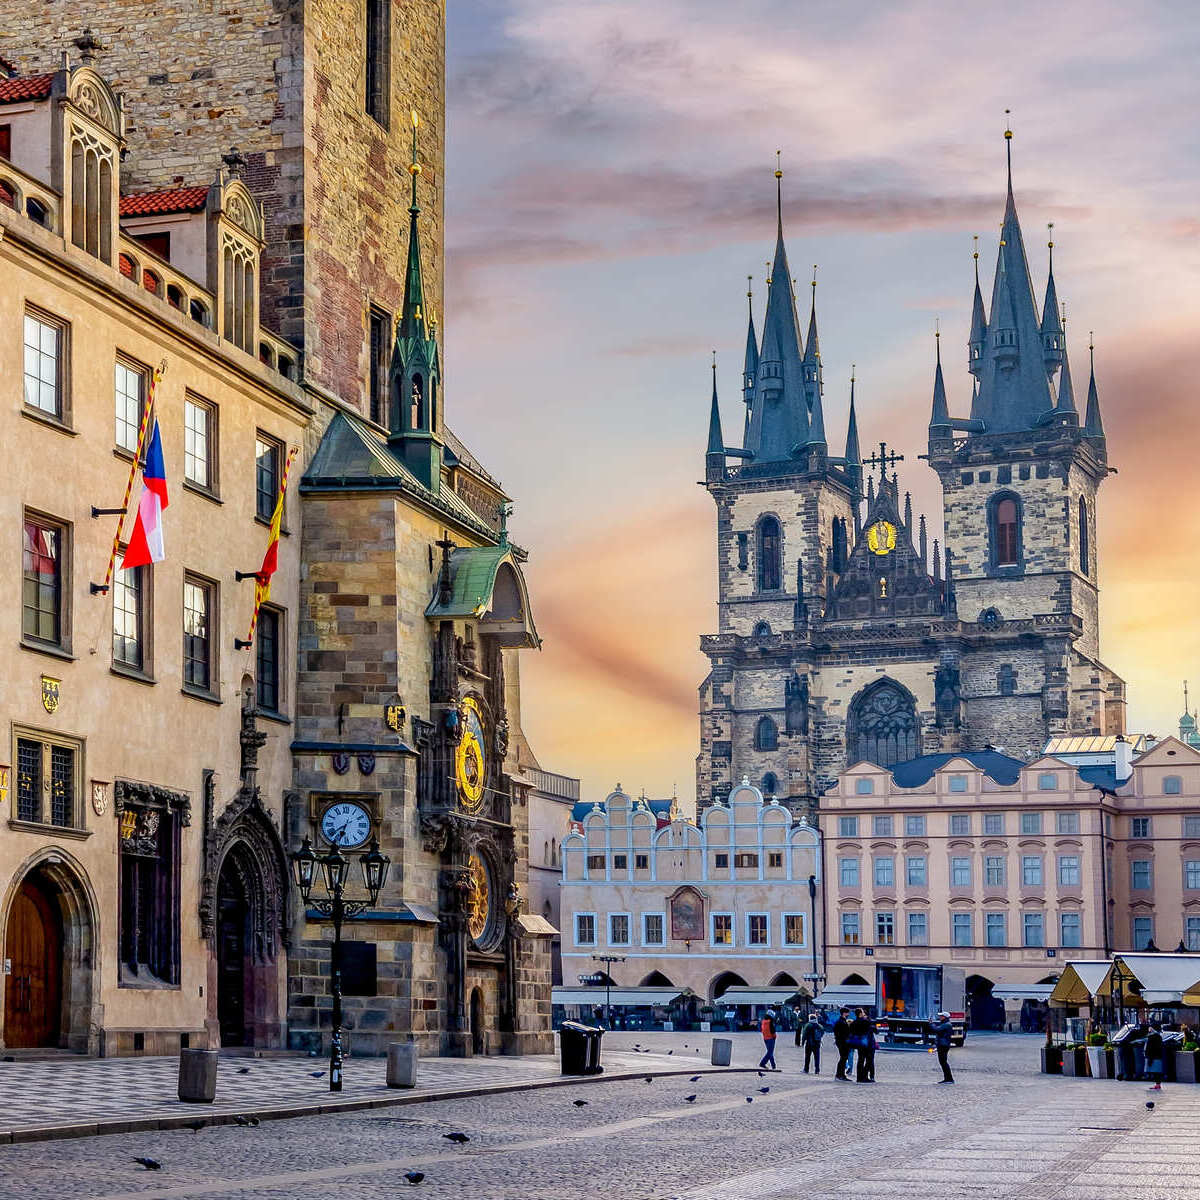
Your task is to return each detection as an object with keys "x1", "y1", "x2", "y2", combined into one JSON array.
[{"x1": 935, "y1": 662, "x2": 963, "y2": 730}]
